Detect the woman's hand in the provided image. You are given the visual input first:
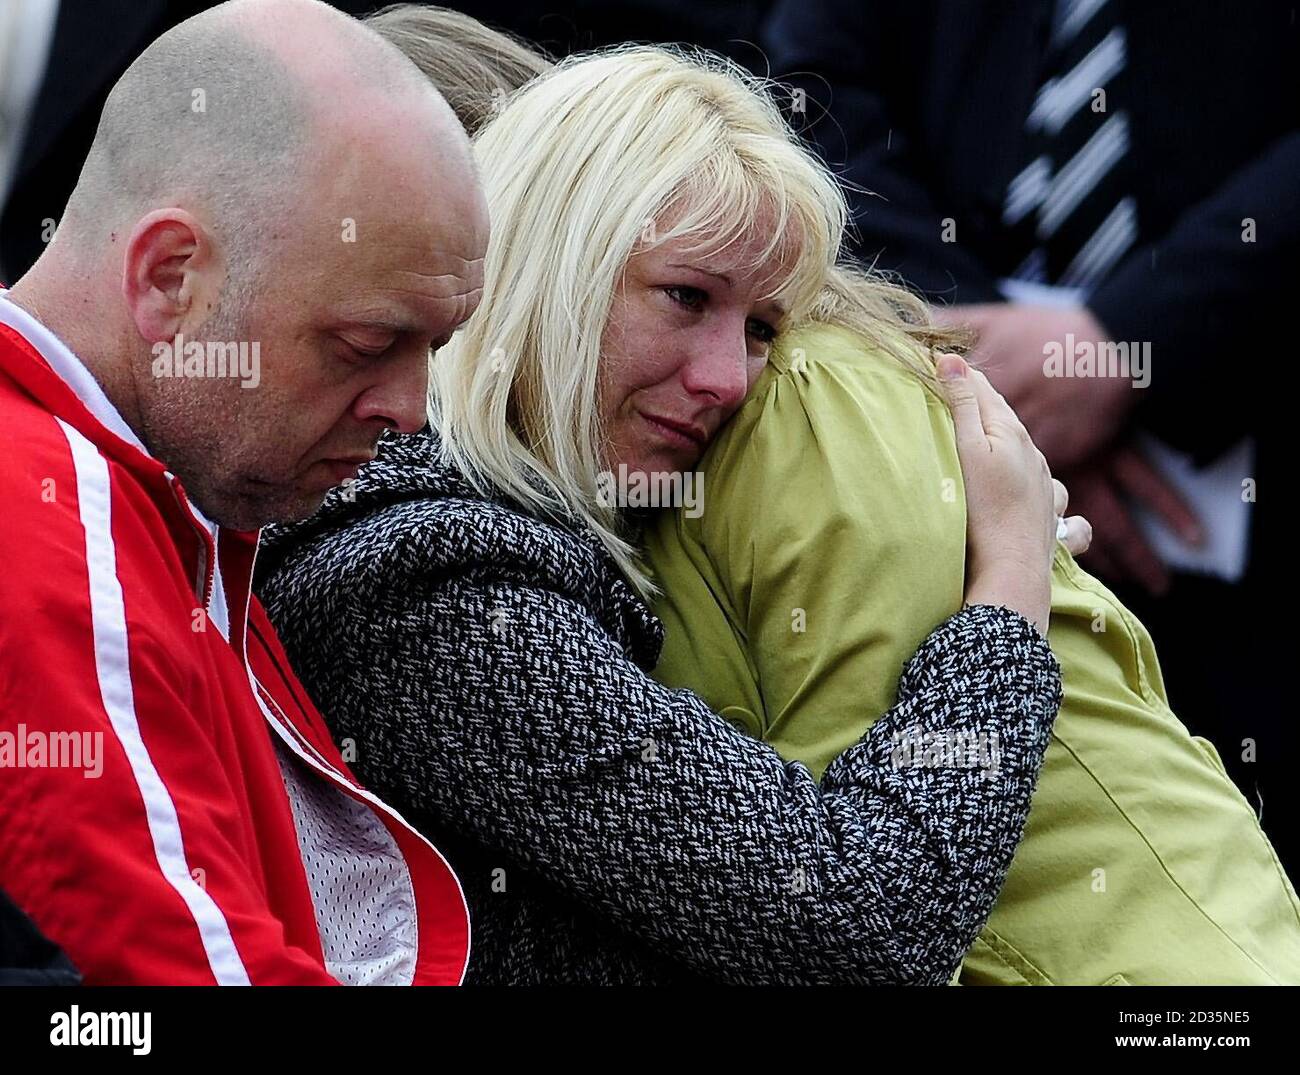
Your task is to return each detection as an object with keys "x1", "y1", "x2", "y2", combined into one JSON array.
[
  {"x1": 938, "y1": 353, "x2": 1088, "y2": 635},
  {"x1": 1052, "y1": 475, "x2": 1092, "y2": 558}
]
